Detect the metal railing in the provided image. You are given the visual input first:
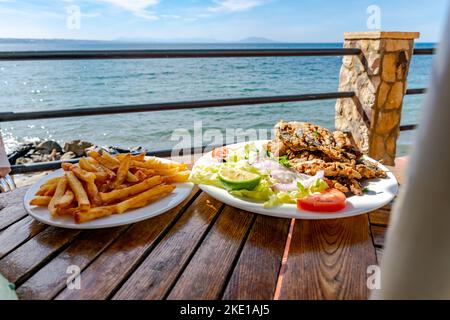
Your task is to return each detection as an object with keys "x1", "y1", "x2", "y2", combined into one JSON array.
[{"x1": 0, "y1": 47, "x2": 434, "y2": 174}]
